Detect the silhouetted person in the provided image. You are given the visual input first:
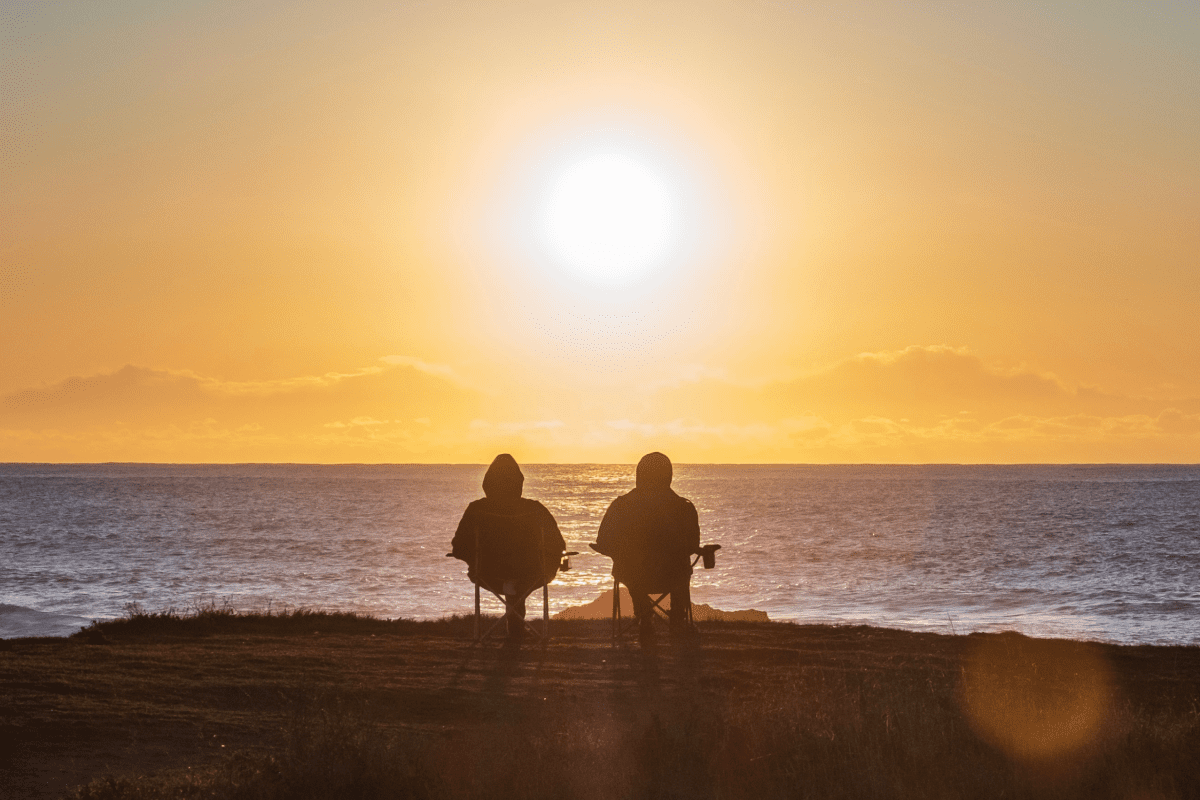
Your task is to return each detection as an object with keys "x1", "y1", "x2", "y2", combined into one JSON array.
[
  {"x1": 594, "y1": 452, "x2": 700, "y2": 637},
  {"x1": 451, "y1": 454, "x2": 565, "y2": 643}
]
